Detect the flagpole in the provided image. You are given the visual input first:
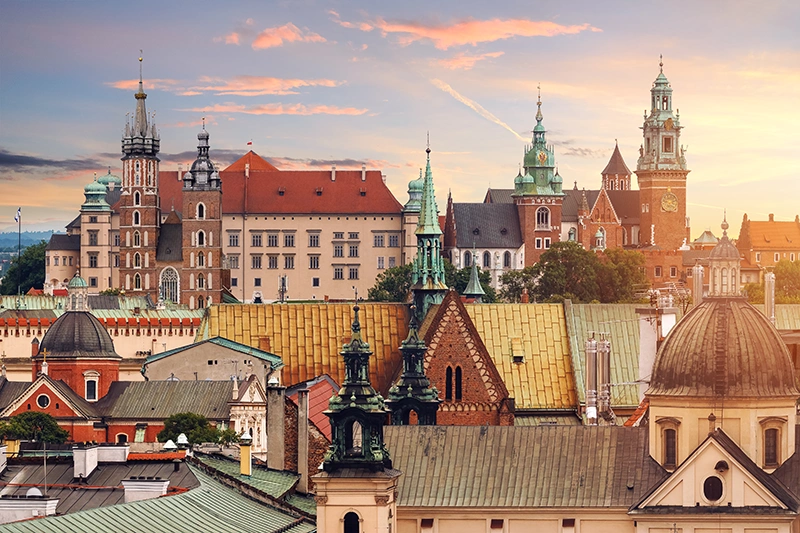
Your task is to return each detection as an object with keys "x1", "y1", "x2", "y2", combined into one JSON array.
[{"x1": 17, "y1": 207, "x2": 21, "y2": 299}]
